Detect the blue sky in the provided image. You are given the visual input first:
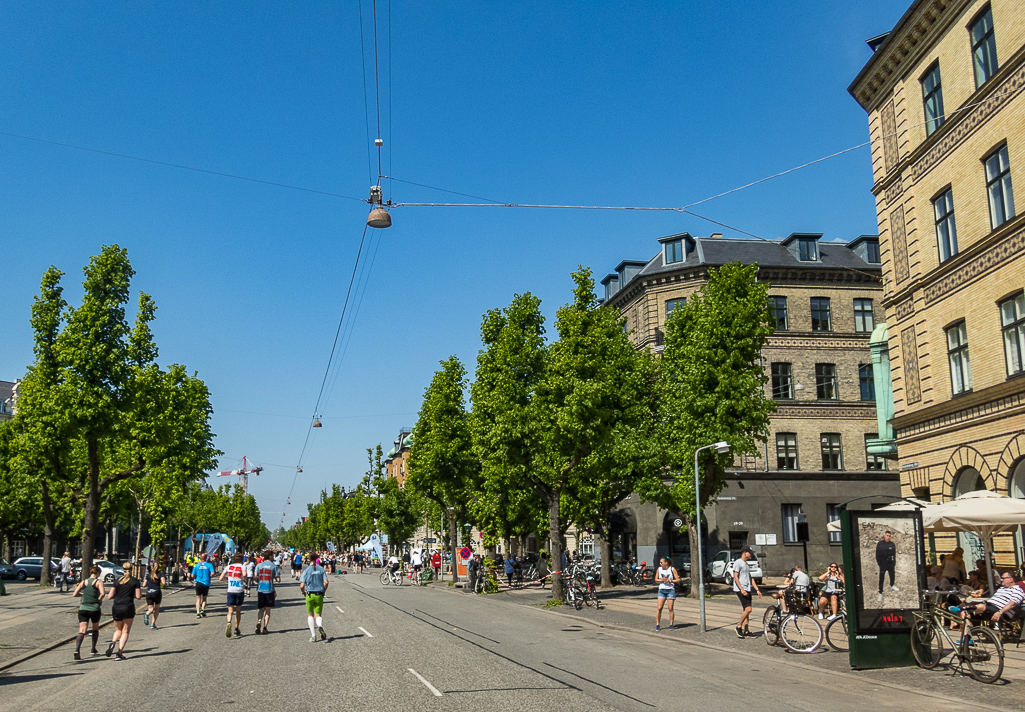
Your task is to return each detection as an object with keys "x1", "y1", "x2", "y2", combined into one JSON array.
[{"x1": 0, "y1": 2, "x2": 906, "y2": 530}]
